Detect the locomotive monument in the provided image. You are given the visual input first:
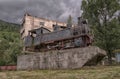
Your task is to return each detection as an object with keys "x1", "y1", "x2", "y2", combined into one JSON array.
[{"x1": 17, "y1": 14, "x2": 106, "y2": 70}]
